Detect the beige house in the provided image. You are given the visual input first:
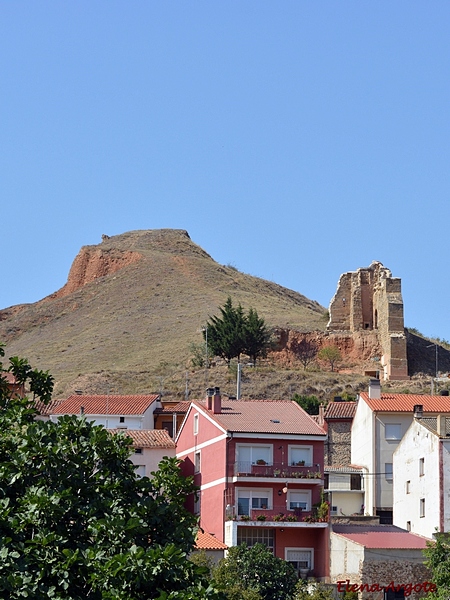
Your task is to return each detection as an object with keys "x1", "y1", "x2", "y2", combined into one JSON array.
[{"x1": 111, "y1": 429, "x2": 176, "y2": 478}]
